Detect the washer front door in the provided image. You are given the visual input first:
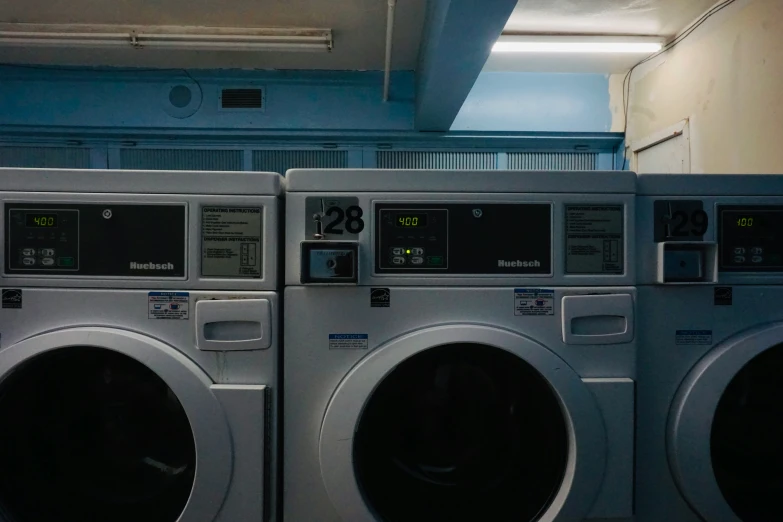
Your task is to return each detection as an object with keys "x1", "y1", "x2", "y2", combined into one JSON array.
[
  {"x1": 0, "y1": 327, "x2": 233, "y2": 522},
  {"x1": 669, "y1": 322, "x2": 783, "y2": 522},
  {"x1": 319, "y1": 324, "x2": 608, "y2": 522}
]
